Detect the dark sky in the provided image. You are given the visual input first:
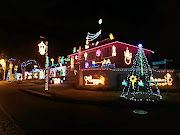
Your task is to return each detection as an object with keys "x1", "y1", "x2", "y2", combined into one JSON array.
[{"x1": 0, "y1": 0, "x2": 179, "y2": 69}]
